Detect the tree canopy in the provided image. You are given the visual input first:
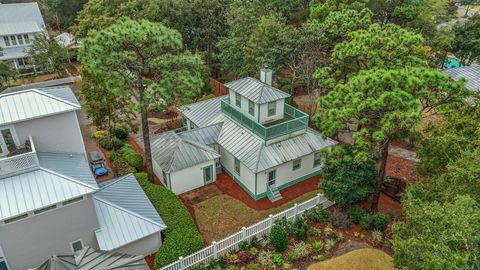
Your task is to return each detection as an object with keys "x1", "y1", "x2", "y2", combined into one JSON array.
[
  {"x1": 452, "y1": 14, "x2": 480, "y2": 64},
  {"x1": 28, "y1": 33, "x2": 70, "y2": 77},
  {"x1": 79, "y1": 18, "x2": 207, "y2": 181}
]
